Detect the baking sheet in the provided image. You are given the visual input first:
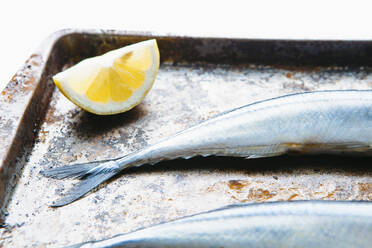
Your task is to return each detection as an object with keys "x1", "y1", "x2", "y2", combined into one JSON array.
[{"x1": 1, "y1": 30, "x2": 372, "y2": 247}]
